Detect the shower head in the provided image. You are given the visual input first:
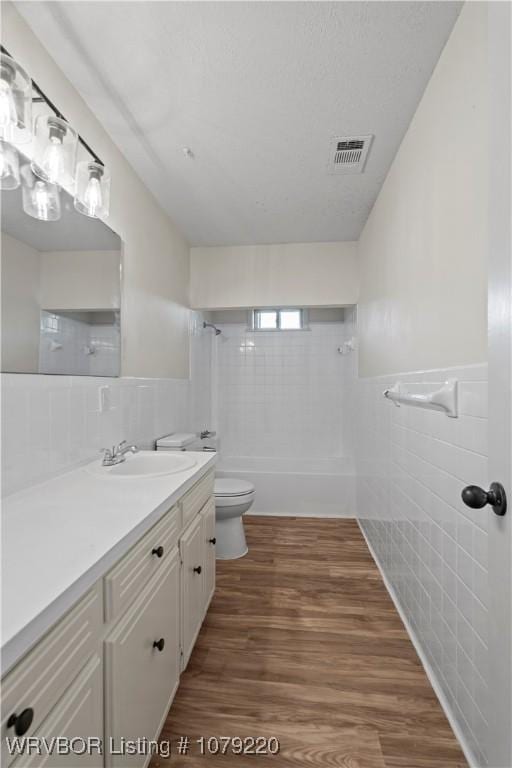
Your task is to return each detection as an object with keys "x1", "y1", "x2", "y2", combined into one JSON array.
[{"x1": 203, "y1": 321, "x2": 221, "y2": 336}]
